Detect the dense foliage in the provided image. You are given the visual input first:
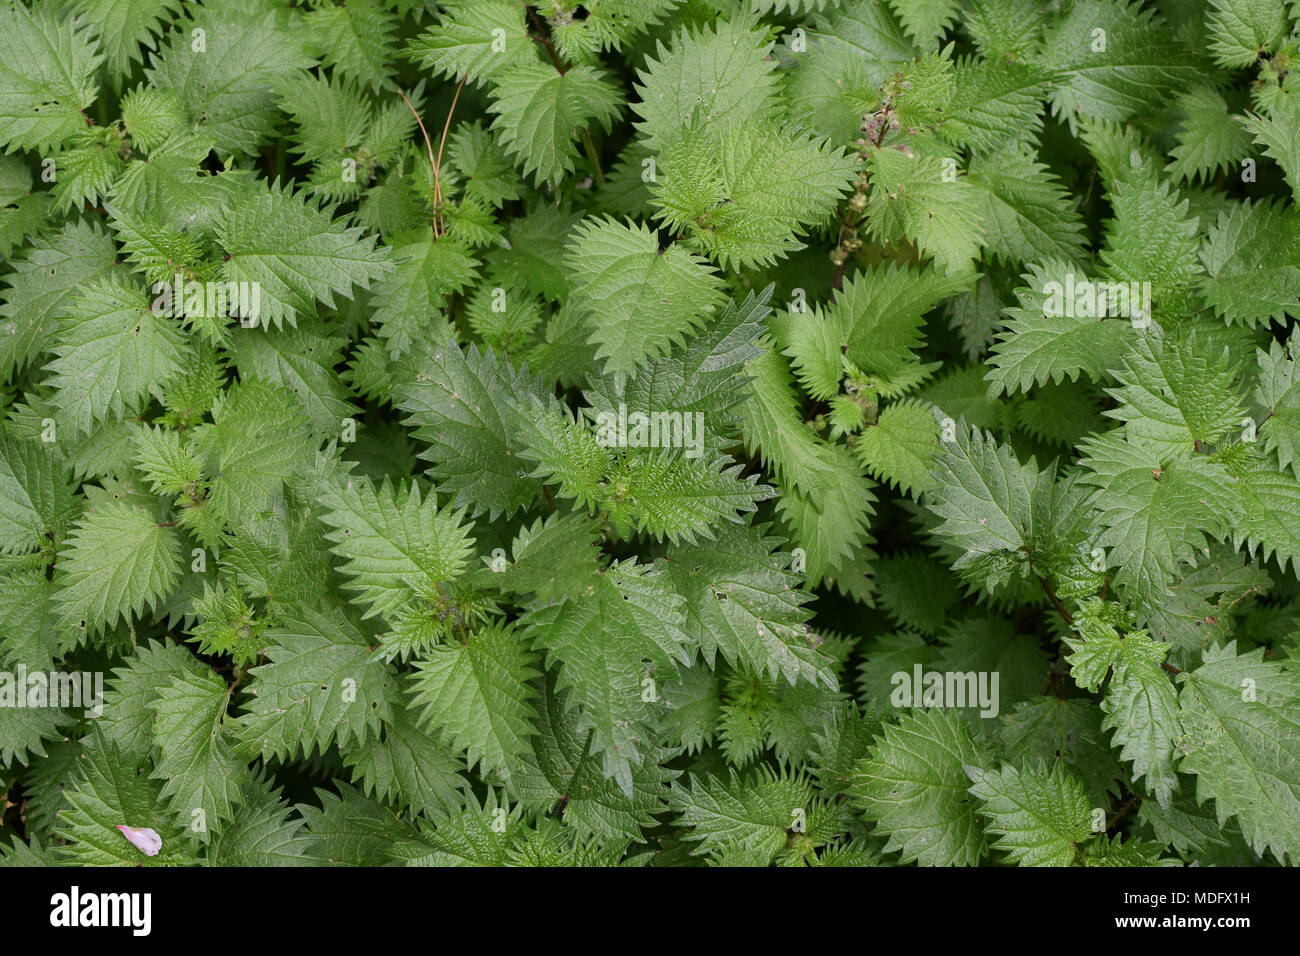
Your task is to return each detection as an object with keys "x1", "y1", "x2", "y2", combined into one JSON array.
[{"x1": 0, "y1": 0, "x2": 1298, "y2": 868}]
